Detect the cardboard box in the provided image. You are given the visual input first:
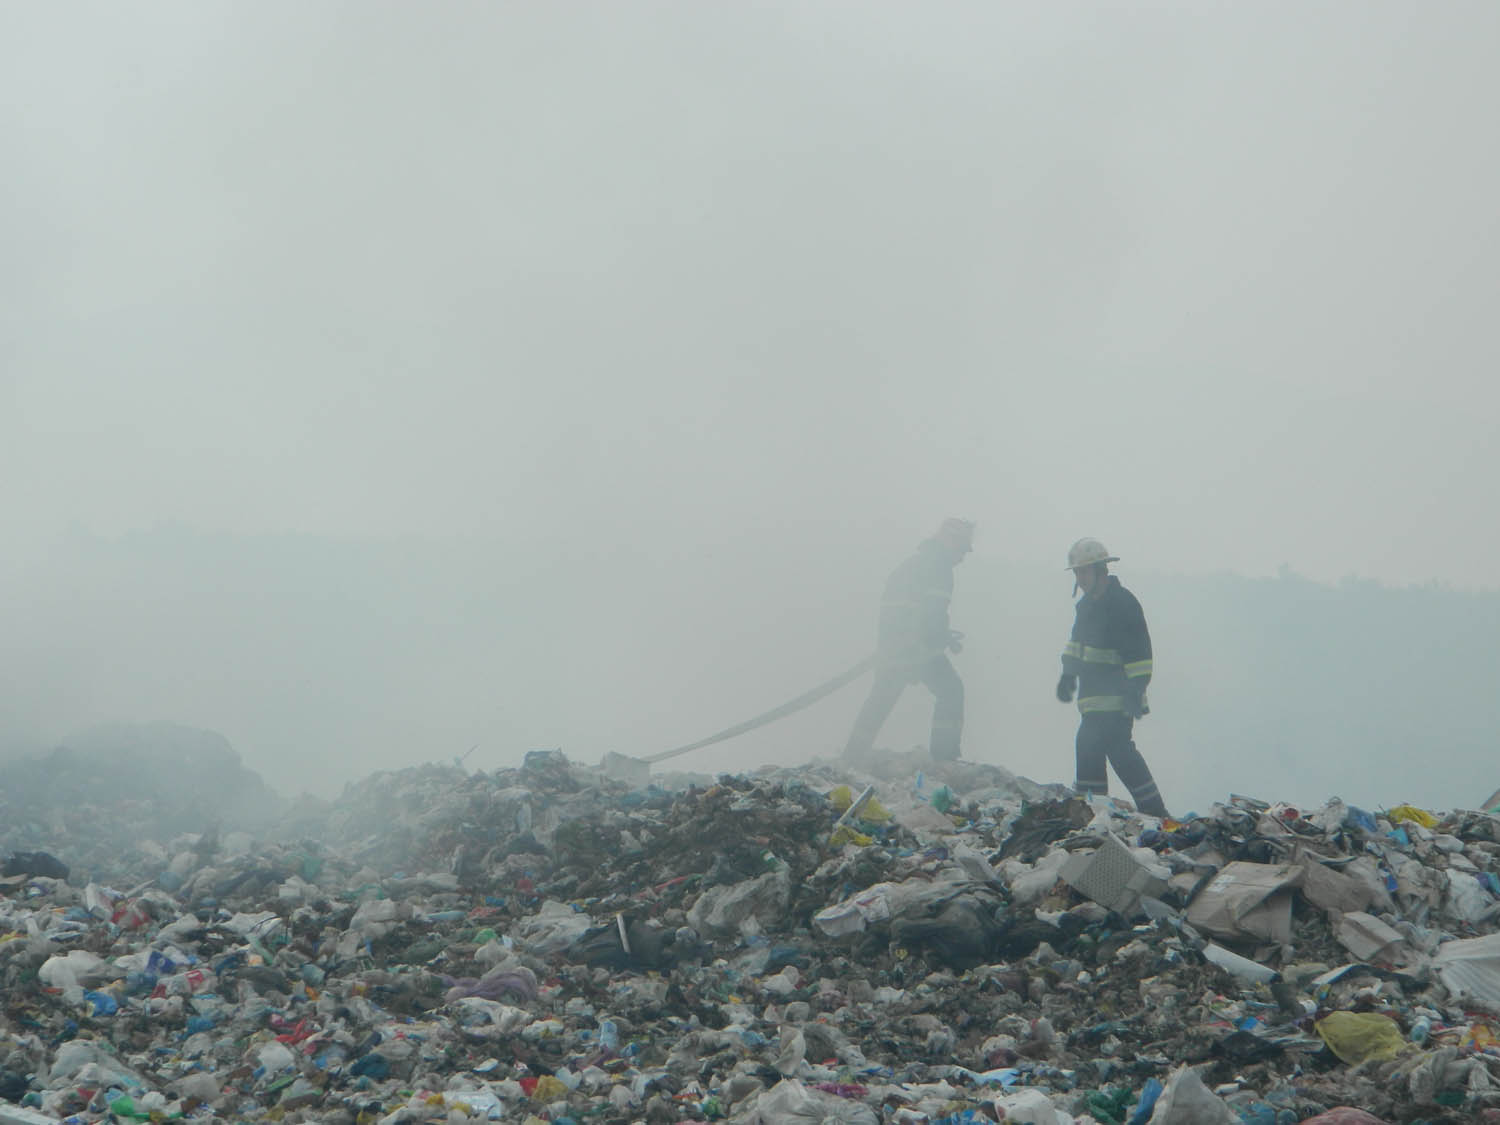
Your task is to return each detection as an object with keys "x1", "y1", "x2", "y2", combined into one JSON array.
[
  {"x1": 1186, "y1": 861, "x2": 1302, "y2": 944},
  {"x1": 1335, "y1": 910, "x2": 1405, "y2": 962}
]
